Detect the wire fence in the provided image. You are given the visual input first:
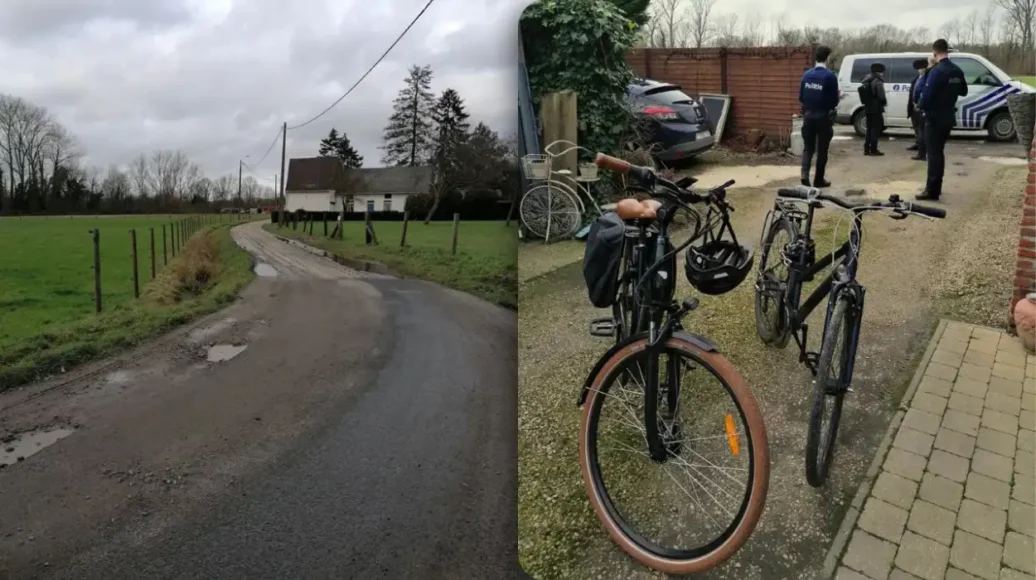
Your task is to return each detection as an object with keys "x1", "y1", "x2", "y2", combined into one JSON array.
[{"x1": 84, "y1": 212, "x2": 260, "y2": 312}]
